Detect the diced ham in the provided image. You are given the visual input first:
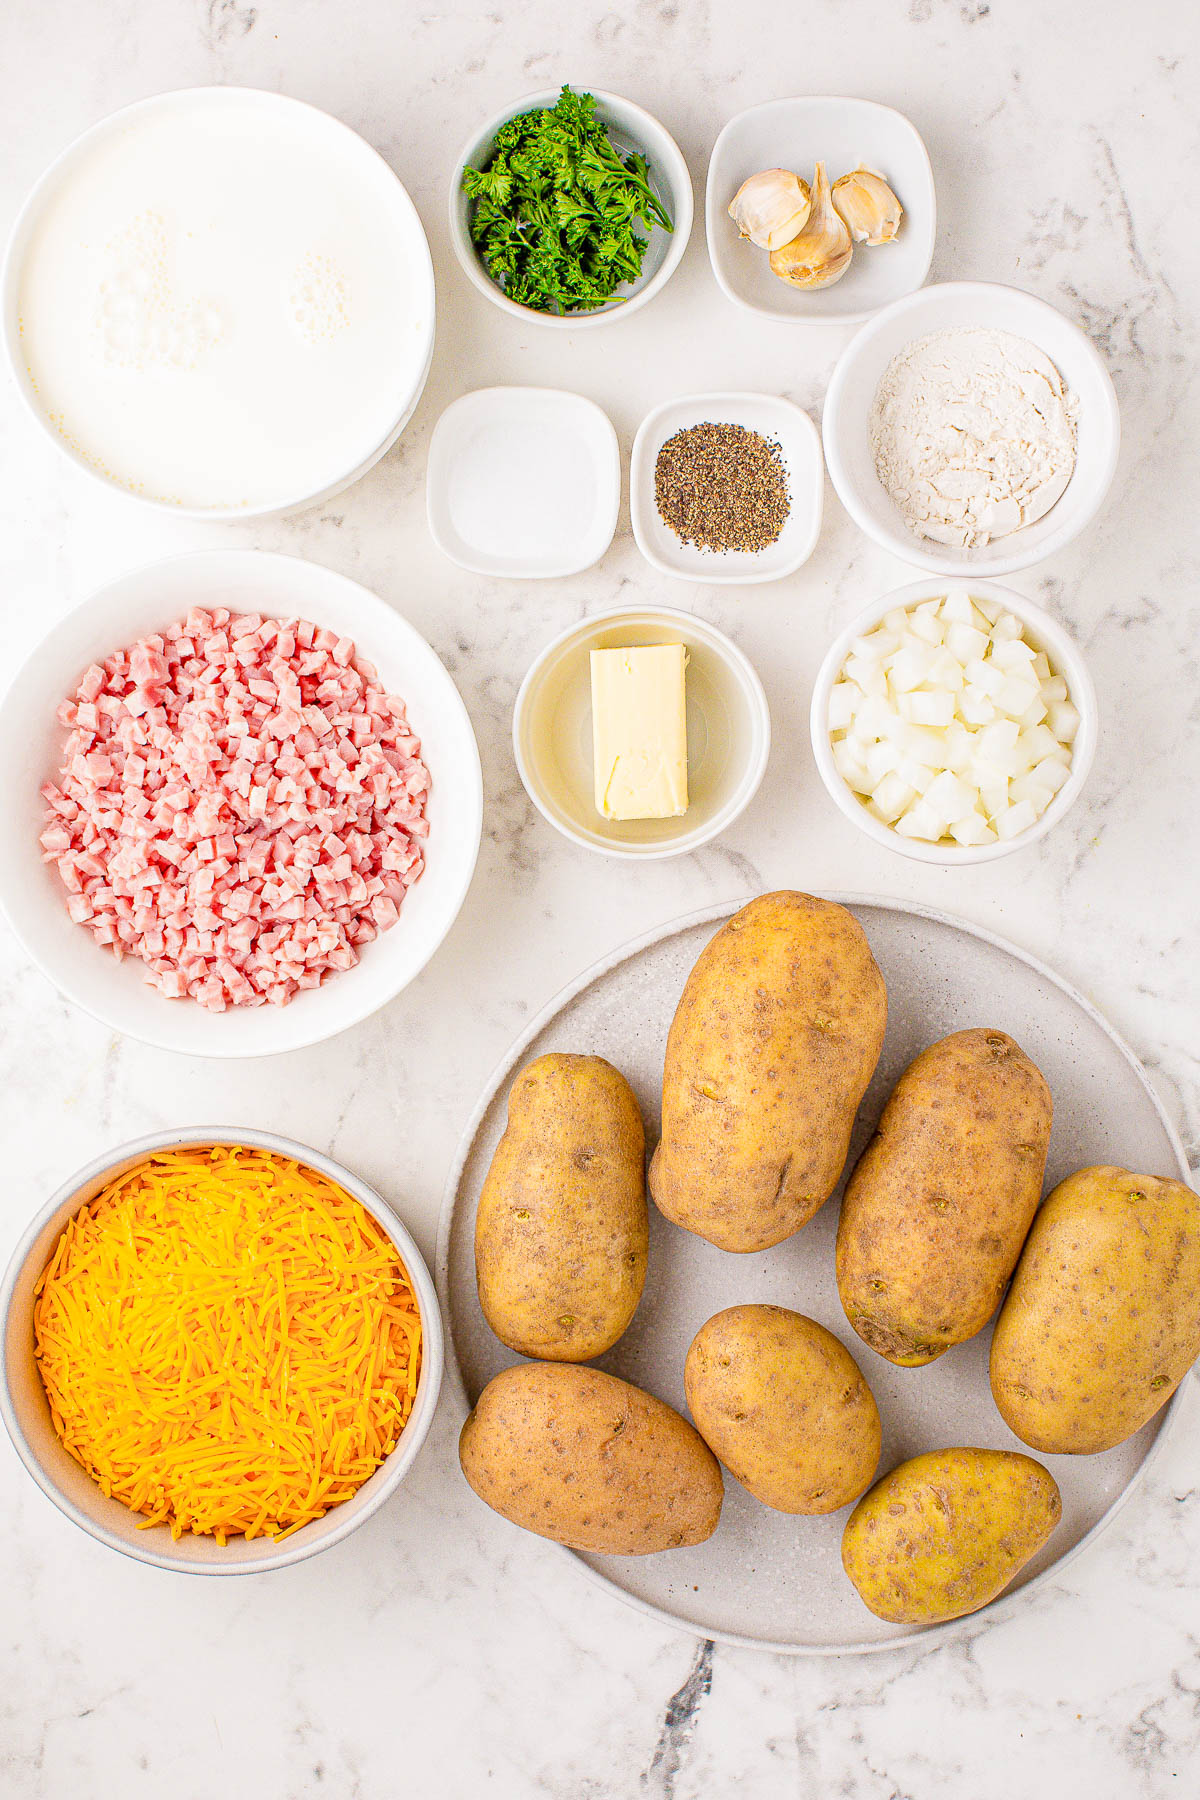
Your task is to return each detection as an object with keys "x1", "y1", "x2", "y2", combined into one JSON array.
[{"x1": 42, "y1": 609, "x2": 431, "y2": 1010}]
